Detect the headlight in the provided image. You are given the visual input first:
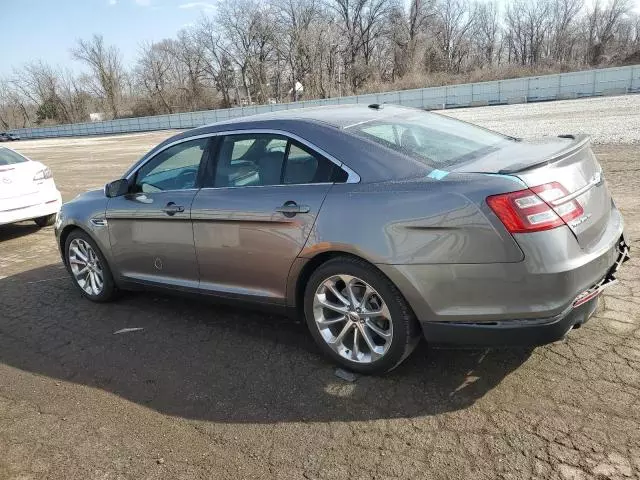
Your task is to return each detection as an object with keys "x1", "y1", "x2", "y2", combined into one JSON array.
[{"x1": 33, "y1": 167, "x2": 53, "y2": 181}]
